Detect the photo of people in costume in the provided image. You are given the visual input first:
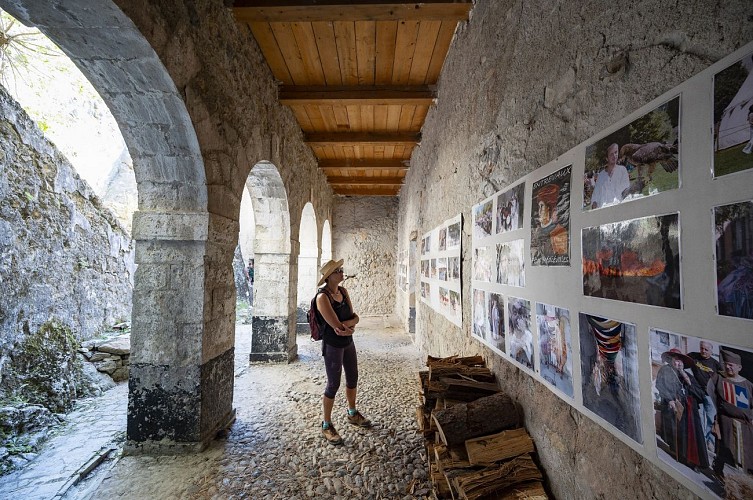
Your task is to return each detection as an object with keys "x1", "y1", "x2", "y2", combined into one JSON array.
[
  {"x1": 531, "y1": 165, "x2": 571, "y2": 266},
  {"x1": 473, "y1": 199, "x2": 493, "y2": 239},
  {"x1": 495, "y1": 182, "x2": 524, "y2": 234},
  {"x1": 508, "y1": 297, "x2": 534, "y2": 370},
  {"x1": 714, "y1": 200, "x2": 753, "y2": 320},
  {"x1": 474, "y1": 246, "x2": 492, "y2": 282},
  {"x1": 448, "y1": 256, "x2": 460, "y2": 282},
  {"x1": 536, "y1": 303, "x2": 573, "y2": 398},
  {"x1": 650, "y1": 329, "x2": 753, "y2": 498},
  {"x1": 582, "y1": 213, "x2": 681, "y2": 309},
  {"x1": 714, "y1": 51, "x2": 753, "y2": 177},
  {"x1": 438, "y1": 257, "x2": 448, "y2": 281},
  {"x1": 487, "y1": 293, "x2": 505, "y2": 354},
  {"x1": 496, "y1": 239, "x2": 526, "y2": 287},
  {"x1": 583, "y1": 96, "x2": 680, "y2": 210},
  {"x1": 579, "y1": 313, "x2": 642, "y2": 443},
  {"x1": 472, "y1": 289, "x2": 488, "y2": 341},
  {"x1": 447, "y1": 221, "x2": 461, "y2": 250},
  {"x1": 449, "y1": 290, "x2": 461, "y2": 323},
  {"x1": 439, "y1": 227, "x2": 447, "y2": 251}
]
